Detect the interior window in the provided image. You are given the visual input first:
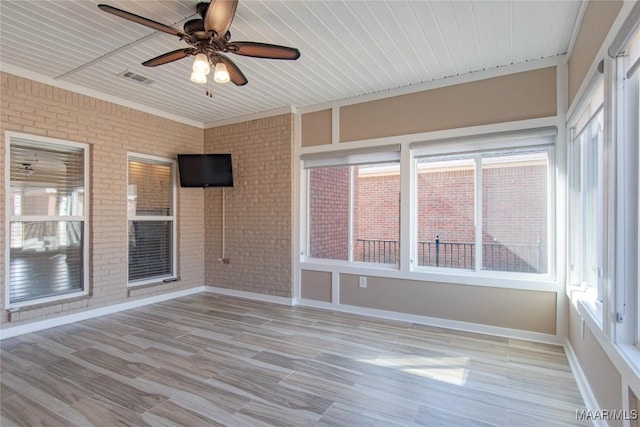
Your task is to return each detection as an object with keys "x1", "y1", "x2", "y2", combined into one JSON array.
[{"x1": 7, "y1": 135, "x2": 88, "y2": 305}]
